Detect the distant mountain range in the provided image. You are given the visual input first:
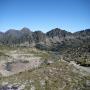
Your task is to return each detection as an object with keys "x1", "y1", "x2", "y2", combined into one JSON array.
[
  {"x1": 0, "y1": 27, "x2": 90, "y2": 47},
  {"x1": 0, "y1": 27, "x2": 90, "y2": 66}
]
